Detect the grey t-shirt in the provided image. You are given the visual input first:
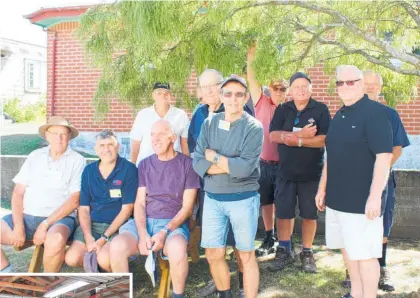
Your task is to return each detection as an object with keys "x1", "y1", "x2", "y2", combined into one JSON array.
[{"x1": 193, "y1": 112, "x2": 263, "y2": 195}]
